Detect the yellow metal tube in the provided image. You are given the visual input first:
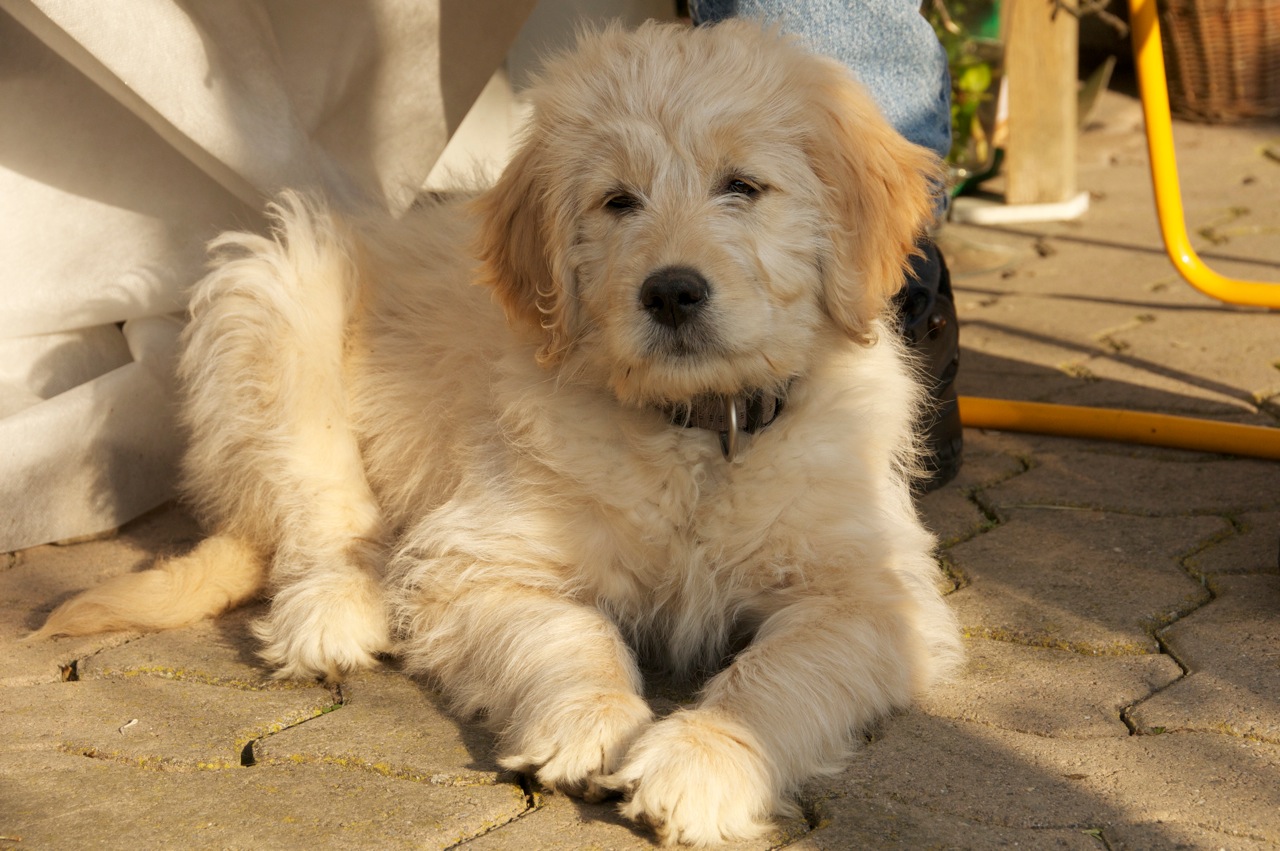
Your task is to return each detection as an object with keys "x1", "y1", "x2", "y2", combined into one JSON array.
[
  {"x1": 1128, "y1": 0, "x2": 1280, "y2": 308},
  {"x1": 958, "y1": 396, "x2": 1280, "y2": 460}
]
